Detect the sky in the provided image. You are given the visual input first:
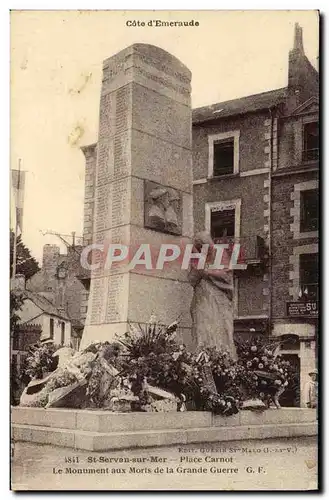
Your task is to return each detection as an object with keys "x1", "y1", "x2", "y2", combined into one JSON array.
[{"x1": 10, "y1": 10, "x2": 319, "y2": 263}]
